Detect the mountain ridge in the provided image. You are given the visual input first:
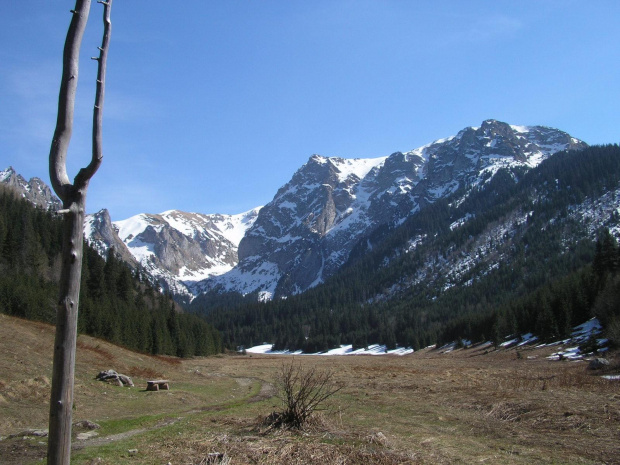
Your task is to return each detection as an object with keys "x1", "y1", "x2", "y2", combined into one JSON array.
[
  {"x1": 2, "y1": 119, "x2": 588, "y2": 302},
  {"x1": 0, "y1": 167, "x2": 62, "y2": 211},
  {"x1": 195, "y1": 119, "x2": 586, "y2": 299}
]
